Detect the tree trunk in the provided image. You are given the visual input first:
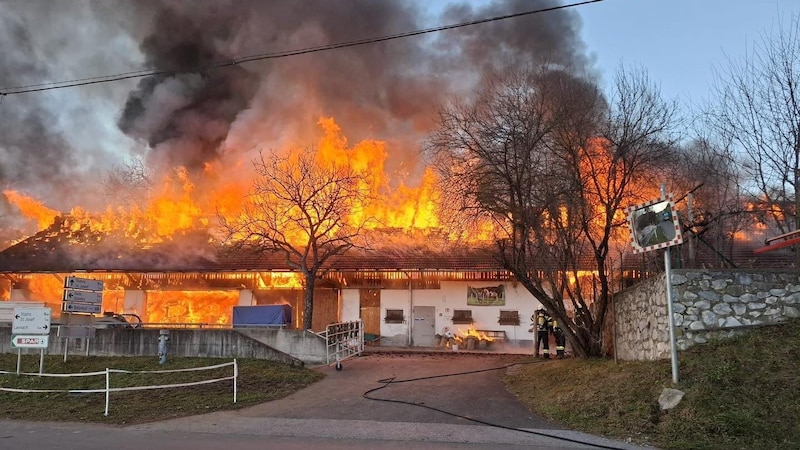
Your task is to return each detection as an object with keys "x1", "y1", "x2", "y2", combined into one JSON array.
[{"x1": 302, "y1": 273, "x2": 316, "y2": 330}]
